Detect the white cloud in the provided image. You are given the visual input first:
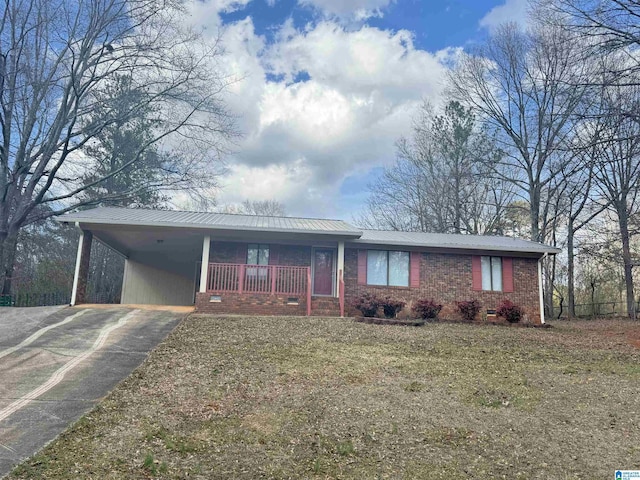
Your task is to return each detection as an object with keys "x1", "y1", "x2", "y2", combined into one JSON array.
[
  {"x1": 180, "y1": 1, "x2": 453, "y2": 217},
  {"x1": 479, "y1": 0, "x2": 529, "y2": 30},
  {"x1": 298, "y1": 0, "x2": 395, "y2": 21}
]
